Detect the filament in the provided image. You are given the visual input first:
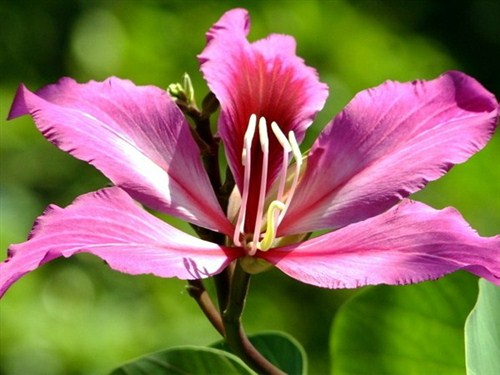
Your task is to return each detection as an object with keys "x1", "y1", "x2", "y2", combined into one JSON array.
[{"x1": 233, "y1": 114, "x2": 256, "y2": 247}]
